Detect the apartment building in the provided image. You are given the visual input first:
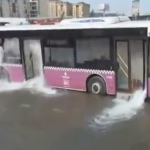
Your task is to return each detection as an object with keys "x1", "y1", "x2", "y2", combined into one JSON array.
[
  {"x1": 0, "y1": 0, "x2": 53, "y2": 18},
  {"x1": 48, "y1": 1, "x2": 57, "y2": 17},
  {"x1": 0, "y1": 0, "x2": 90, "y2": 18},
  {"x1": 0, "y1": 0, "x2": 29, "y2": 17},
  {"x1": 48, "y1": 1, "x2": 72, "y2": 18},
  {"x1": 48, "y1": 1, "x2": 90, "y2": 18},
  {"x1": 0, "y1": 0, "x2": 3, "y2": 17},
  {"x1": 72, "y1": 2, "x2": 90, "y2": 18},
  {"x1": 22, "y1": 0, "x2": 50, "y2": 18},
  {"x1": 28, "y1": 0, "x2": 52, "y2": 18},
  {"x1": 29, "y1": 0, "x2": 39, "y2": 17},
  {"x1": 1, "y1": 0, "x2": 20, "y2": 17}
]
